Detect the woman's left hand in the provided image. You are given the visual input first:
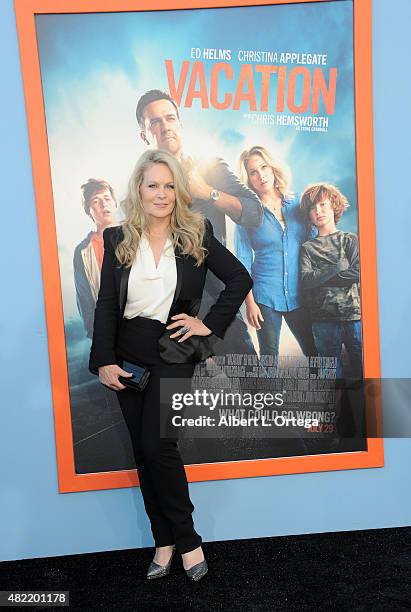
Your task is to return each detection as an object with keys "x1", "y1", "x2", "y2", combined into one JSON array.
[{"x1": 166, "y1": 314, "x2": 212, "y2": 343}]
